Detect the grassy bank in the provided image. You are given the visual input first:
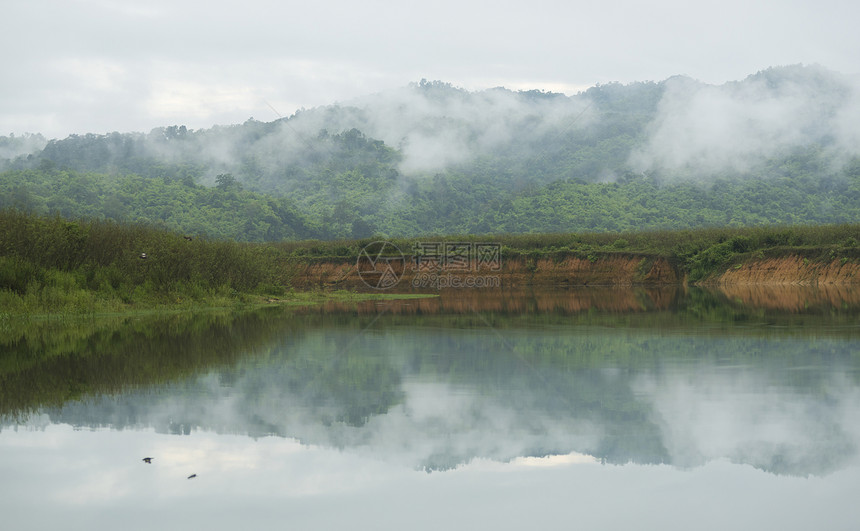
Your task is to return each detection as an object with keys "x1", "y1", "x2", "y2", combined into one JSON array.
[
  {"x1": 2, "y1": 208, "x2": 859, "y2": 316},
  {"x1": 0, "y1": 209, "x2": 436, "y2": 315},
  {"x1": 278, "y1": 223, "x2": 860, "y2": 283}
]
